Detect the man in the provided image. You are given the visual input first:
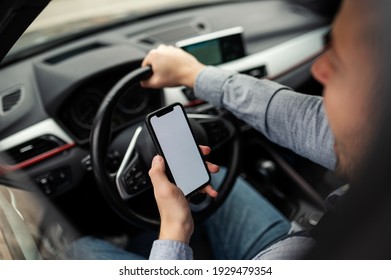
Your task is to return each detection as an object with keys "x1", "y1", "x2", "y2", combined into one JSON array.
[
  {"x1": 65, "y1": 0, "x2": 378, "y2": 259},
  {"x1": 141, "y1": 0, "x2": 378, "y2": 259}
]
